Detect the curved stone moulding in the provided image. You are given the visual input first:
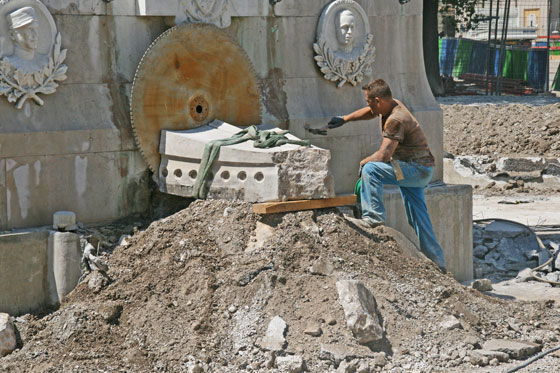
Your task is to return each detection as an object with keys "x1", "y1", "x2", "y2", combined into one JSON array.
[
  {"x1": 158, "y1": 121, "x2": 335, "y2": 202},
  {"x1": 0, "y1": 0, "x2": 67, "y2": 109},
  {"x1": 314, "y1": 0, "x2": 375, "y2": 88}
]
